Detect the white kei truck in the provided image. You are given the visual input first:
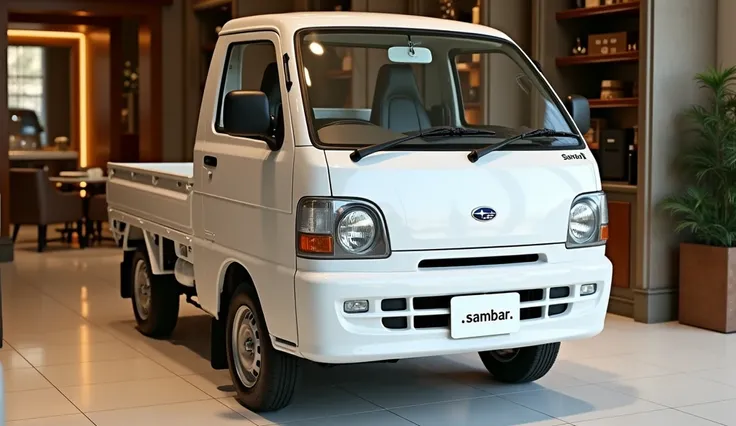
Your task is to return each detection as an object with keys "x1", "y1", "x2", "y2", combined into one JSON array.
[{"x1": 107, "y1": 12, "x2": 613, "y2": 412}]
